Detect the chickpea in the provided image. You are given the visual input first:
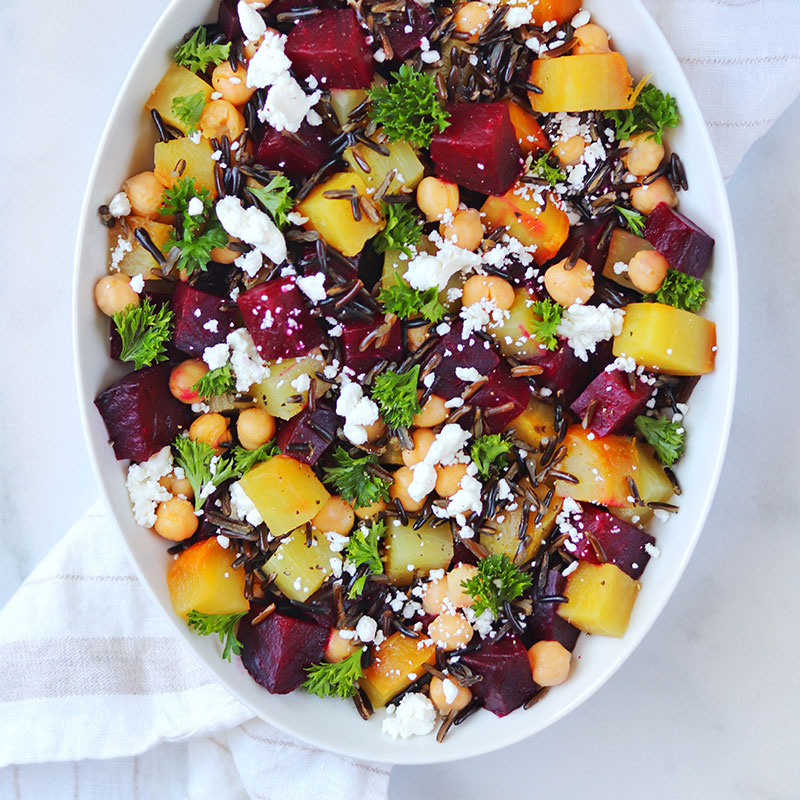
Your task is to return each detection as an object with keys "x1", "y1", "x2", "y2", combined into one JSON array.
[
  {"x1": 555, "y1": 135, "x2": 586, "y2": 167},
  {"x1": 630, "y1": 176, "x2": 678, "y2": 216},
  {"x1": 628, "y1": 249, "x2": 669, "y2": 294},
  {"x1": 453, "y1": 1, "x2": 491, "y2": 43},
  {"x1": 623, "y1": 133, "x2": 666, "y2": 177},
  {"x1": 159, "y1": 472, "x2": 194, "y2": 500},
  {"x1": 169, "y1": 359, "x2": 209, "y2": 404},
  {"x1": 210, "y1": 236, "x2": 243, "y2": 265},
  {"x1": 407, "y1": 322, "x2": 432, "y2": 353},
  {"x1": 313, "y1": 495, "x2": 355, "y2": 537},
  {"x1": 527, "y1": 640, "x2": 571, "y2": 686},
  {"x1": 354, "y1": 498, "x2": 389, "y2": 520},
  {"x1": 402, "y1": 428, "x2": 435, "y2": 467},
  {"x1": 237, "y1": 407, "x2": 275, "y2": 450},
  {"x1": 413, "y1": 394, "x2": 448, "y2": 428},
  {"x1": 211, "y1": 61, "x2": 256, "y2": 106},
  {"x1": 189, "y1": 413, "x2": 233, "y2": 453},
  {"x1": 461, "y1": 274, "x2": 515, "y2": 310},
  {"x1": 94, "y1": 273, "x2": 139, "y2": 316},
  {"x1": 435, "y1": 463, "x2": 468, "y2": 498},
  {"x1": 429, "y1": 676, "x2": 472, "y2": 714},
  {"x1": 544, "y1": 257, "x2": 594, "y2": 307},
  {"x1": 325, "y1": 629, "x2": 360, "y2": 663},
  {"x1": 122, "y1": 171, "x2": 166, "y2": 219},
  {"x1": 416, "y1": 176, "x2": 459, "y2": 222},
  {"x1": 154, "y1": 497, "x2": 198, "y2": 541},
  {"x1": 363, "y1": 417, "x2": 387, "y2": 443},
  {"x1": 200, "y1": 100, "x2": 246, "y2": 143},
  {"x1": 389, "y1": 465, "x2": 427, "y2": 512},
  {"x1": 427, "y1": 612, "x2": 474, "y2": 651},
  {"x1": 446, "y1": 563, "x2": 478, "y2": 608},
  {"x1": 440, "y1": 208, "x2": 484, "y2": 251},
  {"x1": 572, "y1": 23, "x2": 610, "y2": 54},
  {"x1": 421, "y1": 578, "x2": 452, "y2": 616}
]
